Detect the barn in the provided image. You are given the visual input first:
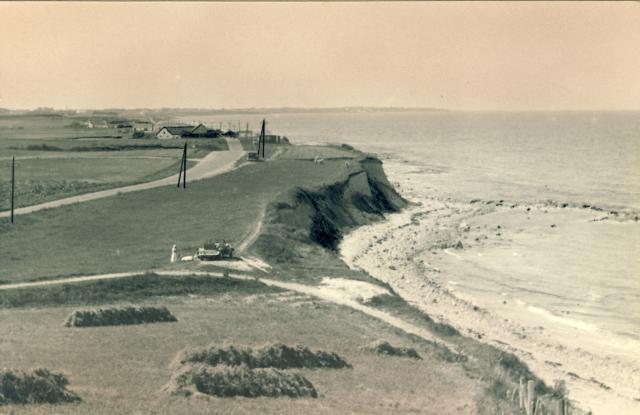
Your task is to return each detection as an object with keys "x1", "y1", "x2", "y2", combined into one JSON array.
[{"x1": 156, "y1": 126, "x2": 194, "y2": 139}]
